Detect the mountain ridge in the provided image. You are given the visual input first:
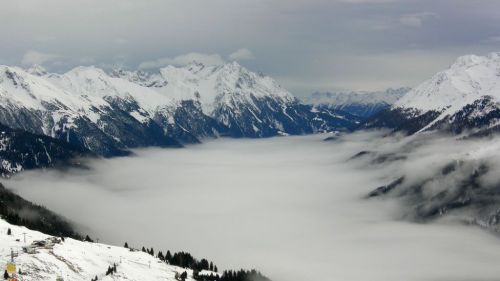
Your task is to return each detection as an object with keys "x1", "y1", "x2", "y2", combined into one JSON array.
[{"x1": 0, "y1": 62, "x2": 357, "y2": 157}]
